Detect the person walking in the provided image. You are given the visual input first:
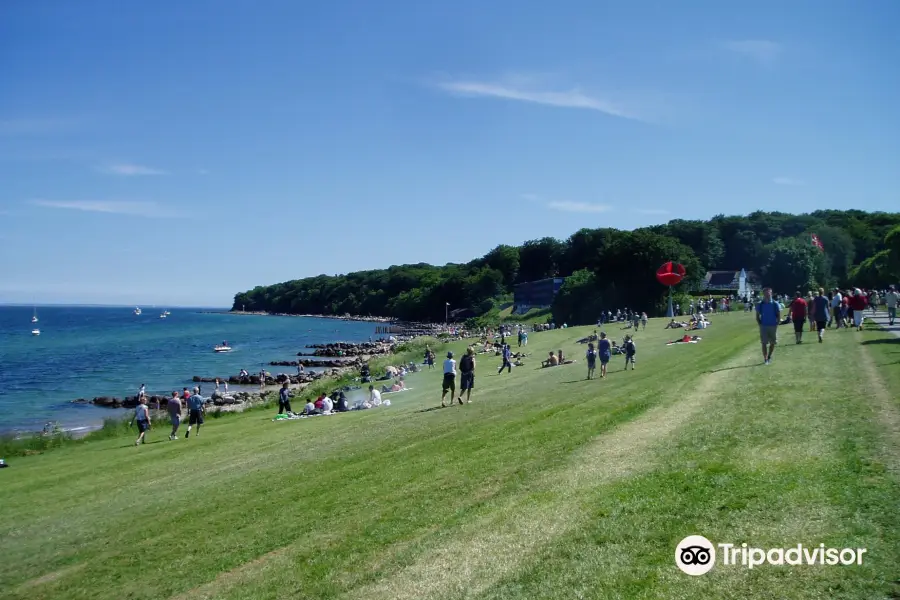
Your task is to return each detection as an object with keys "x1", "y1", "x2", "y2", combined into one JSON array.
[
  {"x1": 831, "y1": 289, "x2": 843, "y2": 328},
  {"x1": 598, "y1": 332, "x2": 612, "y2": 379},
  {"x1": 886, "y1": 285, "x2": 899, "y2": 326},
  {"x1": 623, "y1": 335, "x2": 637, "y2": 370},
  {"x1": 167, "y1": 391, "x2": 183, "y2": 440},
  {"x1": 458, "y1": 347, "x2": 476, "y2": 404},
  {"x1": 812, "y1": 288, "x2": 830, "y2": 343},
  {"x1": 185, "y1": 387, "x2": 205, "y2": 438},
  {"x1": 131, "y1": 396, "x2": 151, "y2": 446},
  {"x1": 441, "y1": 351, "x2": 458, "y2": 407},
  {"x1": 756, "y1": 287, "x2": 781, "y2": 365},
  {"x1": 789, "y1": 291, "x2": 808, "y2": 344},
  {"x1": 497, "y1": 344, "x2": 512, "y2": 374},
  {"x1": 586, "y1": 342, "x2": 597, "y2": 380},
  {"x1": 278, "y1": 382, "x2": 292, "y2": 415},
  {"x1": 849, "y1": 288, "x2": 868, "y2": 331}
]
